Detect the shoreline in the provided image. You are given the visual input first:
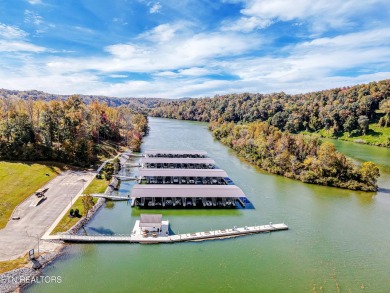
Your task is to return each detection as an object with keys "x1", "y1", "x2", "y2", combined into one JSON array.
[
  {"x1": 0, "y1": 198, "x2": 108, "y2": 293},
  {"x1": 0, "y1": 153, "x2": 125, "y2": 292}
]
